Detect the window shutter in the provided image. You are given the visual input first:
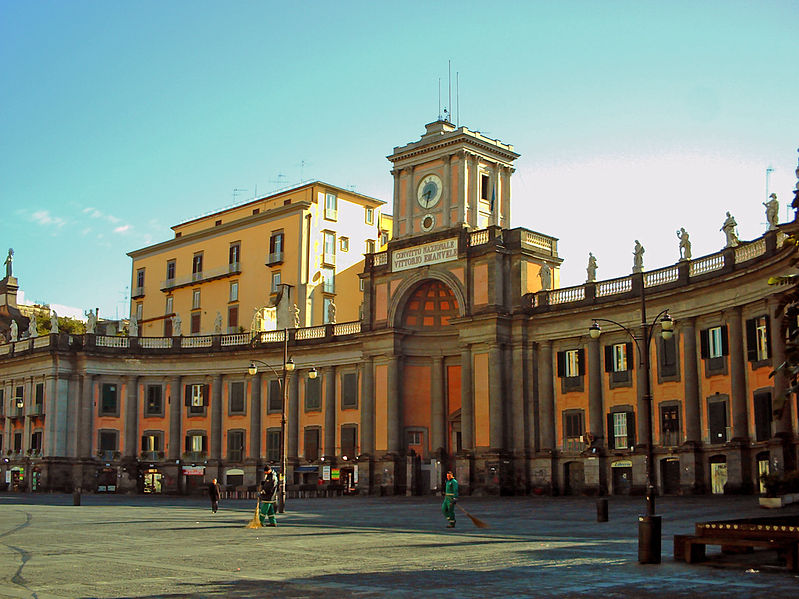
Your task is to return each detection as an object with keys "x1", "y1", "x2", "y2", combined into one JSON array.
[
  {"x1": 184, "y1": 385, "x2": 191, "y2": 407},
  {"x1": 721, "y1": 325, "x2": 729, "y2": 356},
  {"x1": 201, "y1": 435, "x2": 208, "y2": 452},
  {"x1": 203, "y1": 385, "x2": 210, "y2": 407},
  {"x1": 577, "y1": 349, "x2": 585, "y2": 376},
  {"x1": 626, "y1": 412, "x2": 636, "y2": 447},
  {"x1": 604, "y1": 346, "x2": 613, "y2": 373},
  {"x1": 184, "y1": 436, "x2": 190, "y2": 452},
  {"x1": 556, "y1": 351, "x2": 565, "y2": 378},
  {"x1": 141, "y1": 436, "x2": 147, "y2": 451},
  {"x1": 606, "y1": 414, "x2": 615, "y2": 449},
  {"x1": 700, "y1": 329, "x2": 709, "y2": 359},
  {"x1": 765, "y1": 317, "x2": 772, "y2": 358},
  {"x1": 745, "y1": 318, "x2": 757, "y2": 361},
  {"x1": 625, "y1": 342, "x2": 634, "y2": 371}
]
